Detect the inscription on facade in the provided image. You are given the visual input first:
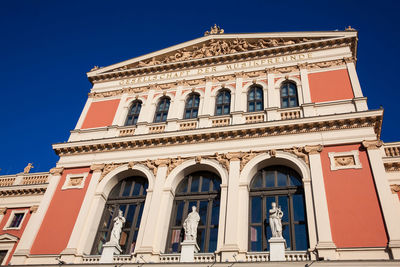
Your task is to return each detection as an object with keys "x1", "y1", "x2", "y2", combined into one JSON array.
[{"x1": 119, "y1": 53, "x2": 312, "y2": 86}]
